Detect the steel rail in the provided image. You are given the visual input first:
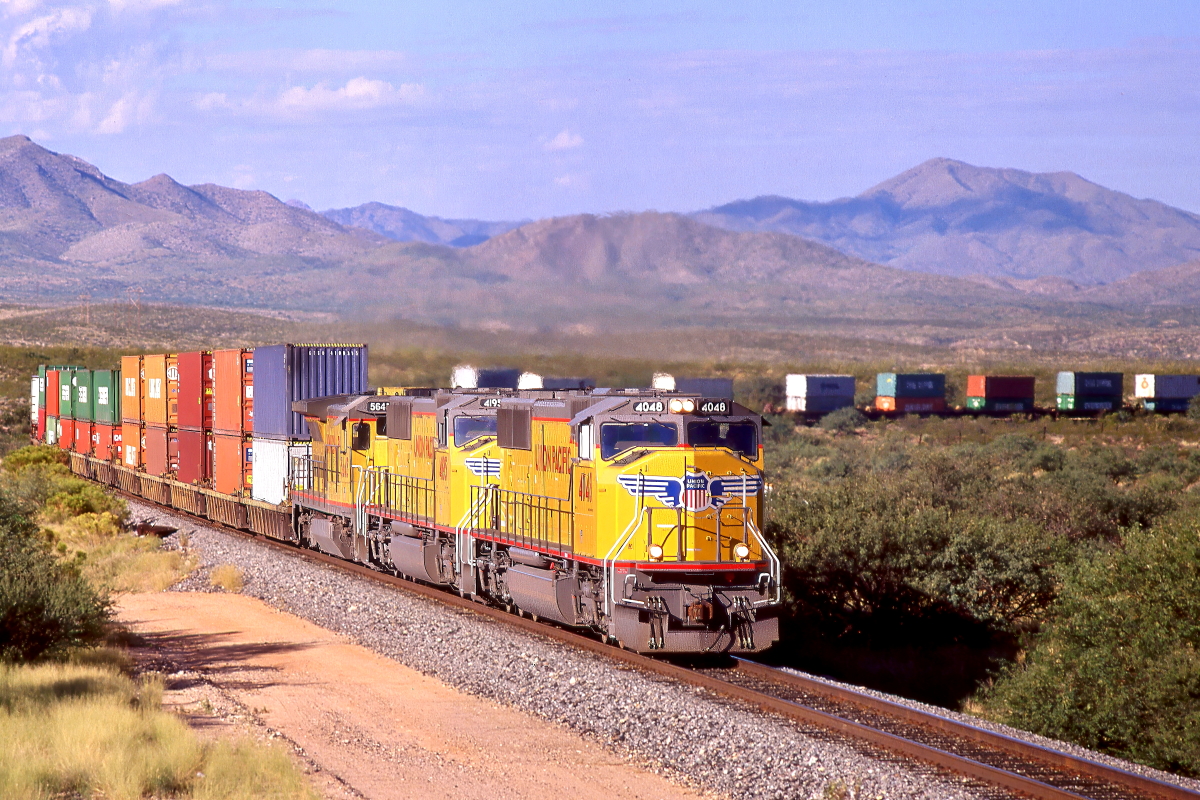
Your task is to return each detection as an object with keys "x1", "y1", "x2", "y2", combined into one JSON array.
[{"x1": 124, "y1": 493, "x2": 1198, "y2": 800}]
